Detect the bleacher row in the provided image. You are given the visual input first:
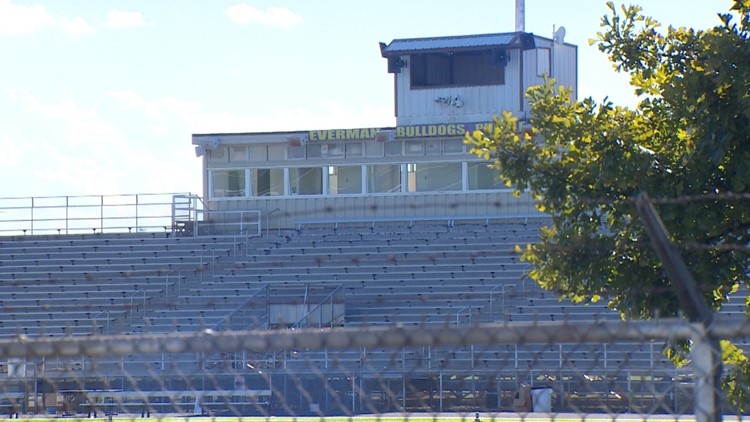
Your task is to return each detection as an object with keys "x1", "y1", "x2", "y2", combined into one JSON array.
[
  {"x1": 0, "y1": 219, "x2": 690, "y2": 375},
  {"x1": 0, "y1": 233, "x2": 241, "y2": 337}
]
